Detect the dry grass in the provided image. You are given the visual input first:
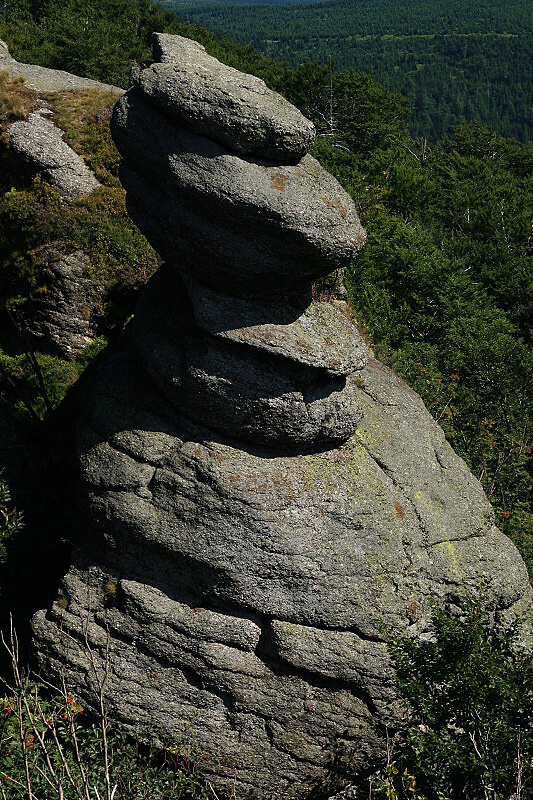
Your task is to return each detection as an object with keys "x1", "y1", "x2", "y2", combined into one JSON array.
[
  {"x1": 45, "y1": 88, "x2": 122, "y2": 185},
  {"x1": 0, "y1": 71, "x2": 38, "y2": 137}
]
